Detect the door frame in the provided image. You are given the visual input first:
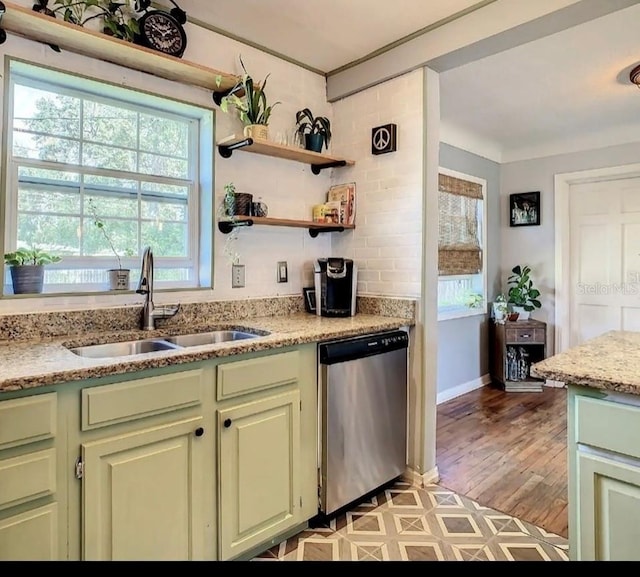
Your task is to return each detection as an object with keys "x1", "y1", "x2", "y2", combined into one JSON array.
[{"x1": 554, "y1": 162, "x2": 640, "y2": 353}]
